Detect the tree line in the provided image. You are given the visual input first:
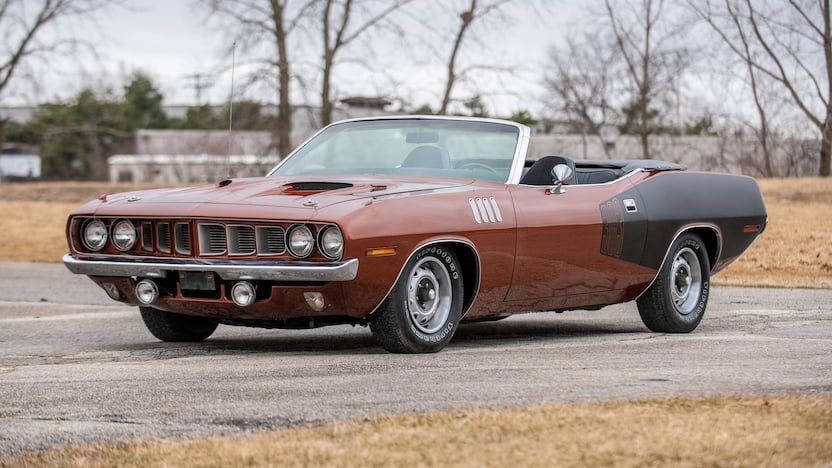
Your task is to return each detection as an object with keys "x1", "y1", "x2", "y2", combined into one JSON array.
[
  {"x1": 0, "y1": 0, "x2": 829, "y2": 178},
  {"x1": 1, "y1": 73, "x2": 292, "y2": 179}
]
